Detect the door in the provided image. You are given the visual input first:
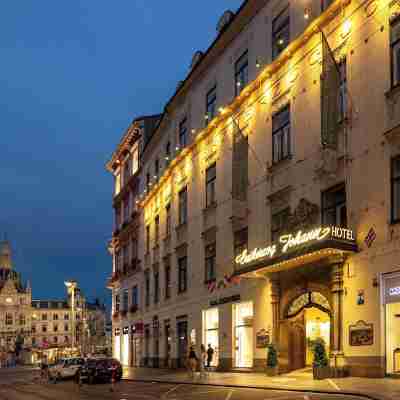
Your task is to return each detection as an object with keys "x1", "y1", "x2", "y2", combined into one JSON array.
[
  {"x1": 177, "y1": 321, "x2": 188, "y2": 368},
  {"x1": 289, "y1": 323, "x2": 306, "y2": 371},
  {"x1": 165, "y1": 324, "x2": 171, "y2": 367},
  {"x1": 235, "y1": 326, "x2": 253, "y2": 368}
]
